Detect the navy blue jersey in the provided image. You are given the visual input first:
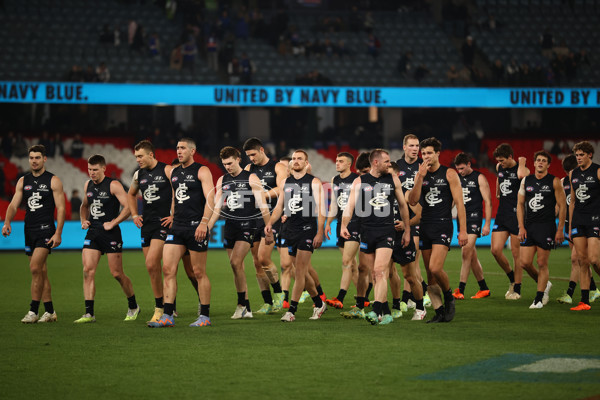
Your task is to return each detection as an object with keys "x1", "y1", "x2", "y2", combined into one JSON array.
[
  {"x1": 86, "y1": 177, "x2": 120, "y2": 228},
  {"x1": 249, "y1": 159, "x2": 278, "y2": 210},
  {"x1": 522, "y1": 174, "x2": 556, "y2": 224},
  {"x1": 171, "y1": 163, "x2": 206, "y2": 229},
  {"x1": 221, "y1": 170, "x2": 259, "y2": 221},
  {"x1": 460, "y1": 170, "x2": 484, "y2": 220},
  {"x1": 562, "y1": 177, "x2": 571, "y2": 226},
  {"x1": 332, "y1": 172, "x2": 359, "y2": 221},
  {"x1": 496, "y1": 164, "x2": 520, "y2": 220},
  {"x1": 283, "y1": 173, "x2": 318, "y2": 230},
  {"x1": 396, "y1": 158, "x2": 421, "y2": 192},
  {"x1": 571, "y1": 162, "x2": 600, "y2": 226},
  {"x1": 356, "y1": 172, "x2": 396, "y2": 229},
  {"x1": 136, "y1": 162, "x2": 172, "y2": 223},
  {"x1": 420, "y1": 165, "x2": 453, "y2": 223},
  {"x1": 23, "y1": 171, "x2": 55, "y2": 230}
]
